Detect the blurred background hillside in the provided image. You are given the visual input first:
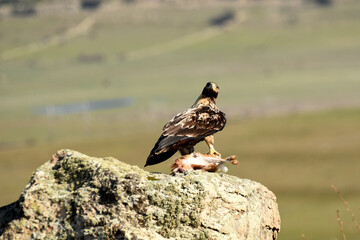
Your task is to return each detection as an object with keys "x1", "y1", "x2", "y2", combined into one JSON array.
[{"x1": 1, "y1": 0, "x2": 360, "y2": 239}]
